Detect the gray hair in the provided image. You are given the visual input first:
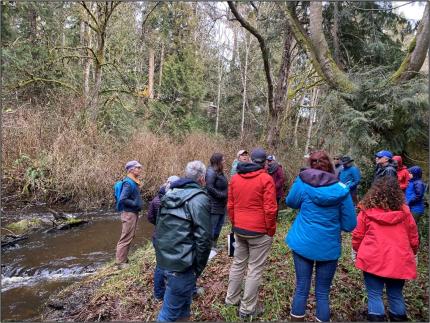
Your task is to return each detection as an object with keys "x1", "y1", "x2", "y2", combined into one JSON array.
[
  {"x1": 185, "y1": 160, "x2": 206, "y2": 182},
  {"x1": 165, "y1": 175, "x2": 180, "y2": 190}
]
